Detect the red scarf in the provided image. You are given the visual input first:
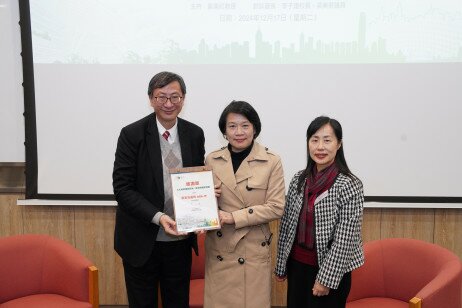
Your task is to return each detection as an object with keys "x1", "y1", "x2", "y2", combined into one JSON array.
[{"x1": 297, "y1": 163, "x2": 338, "y2": 249}]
